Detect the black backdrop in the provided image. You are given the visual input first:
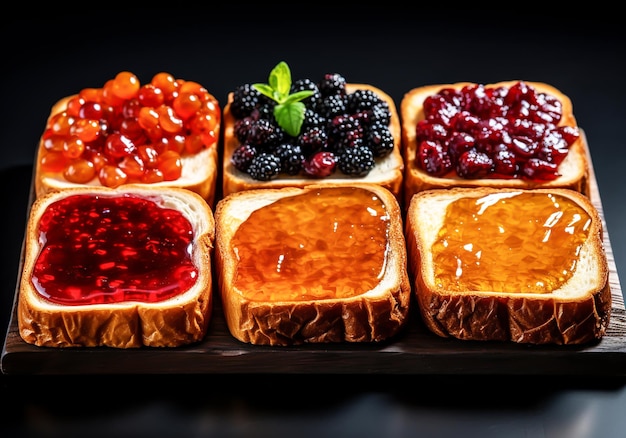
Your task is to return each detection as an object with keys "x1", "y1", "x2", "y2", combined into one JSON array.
[{"x1": 2, "y1": 7, "x2": 626, "y2": 438}]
